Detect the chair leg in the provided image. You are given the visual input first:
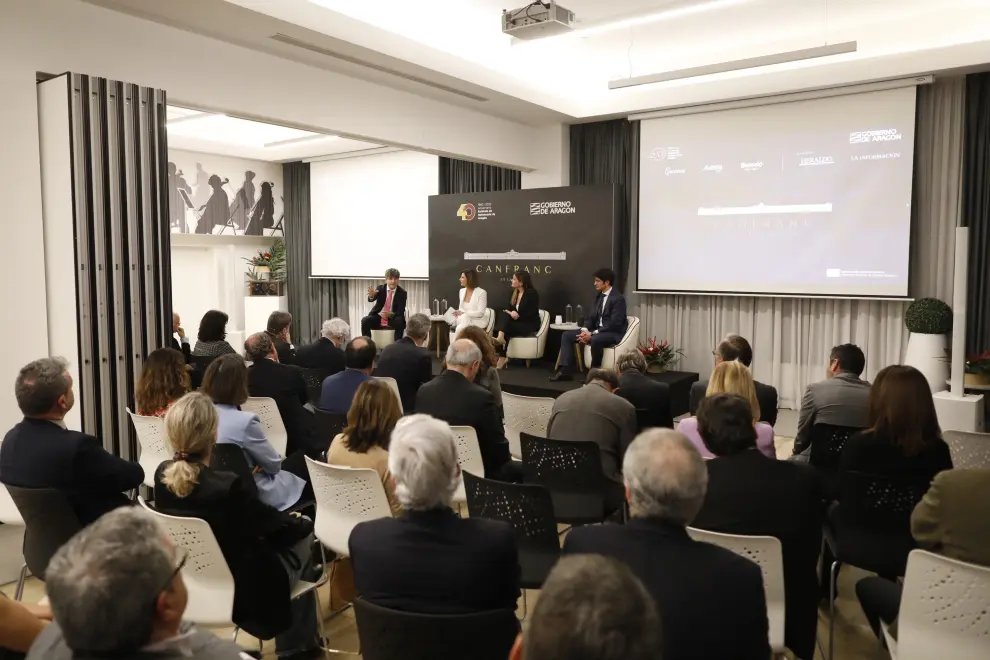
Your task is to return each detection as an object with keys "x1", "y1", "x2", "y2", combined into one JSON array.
[
  {"x1": 525, "y1": 359, "x2": 531, "y2": 369},
  {"x1": 14, "y1": 564, "x2": 28, "y2": 601},
  {"x1": 828, "y1": 560, "x2": 841, "y2": 660},
  {"x1": 231, "y1": 628, "x2": 239, "y2": 643}
]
